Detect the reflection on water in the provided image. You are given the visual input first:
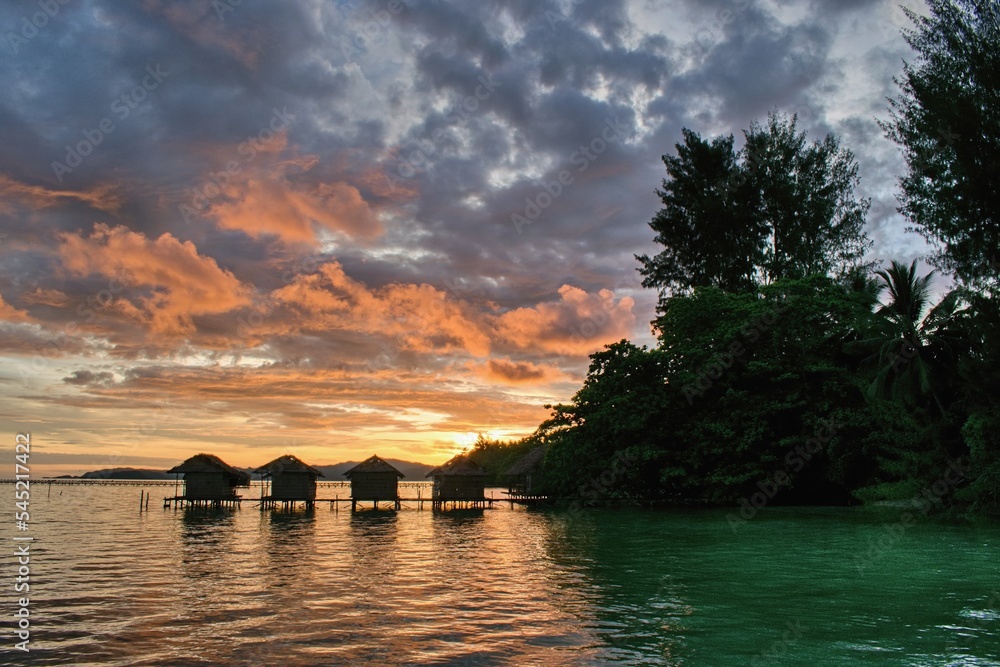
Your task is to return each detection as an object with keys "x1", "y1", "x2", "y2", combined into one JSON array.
[{"x1": 2, "y1": 486, "x2": 999, "y2": 666}]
